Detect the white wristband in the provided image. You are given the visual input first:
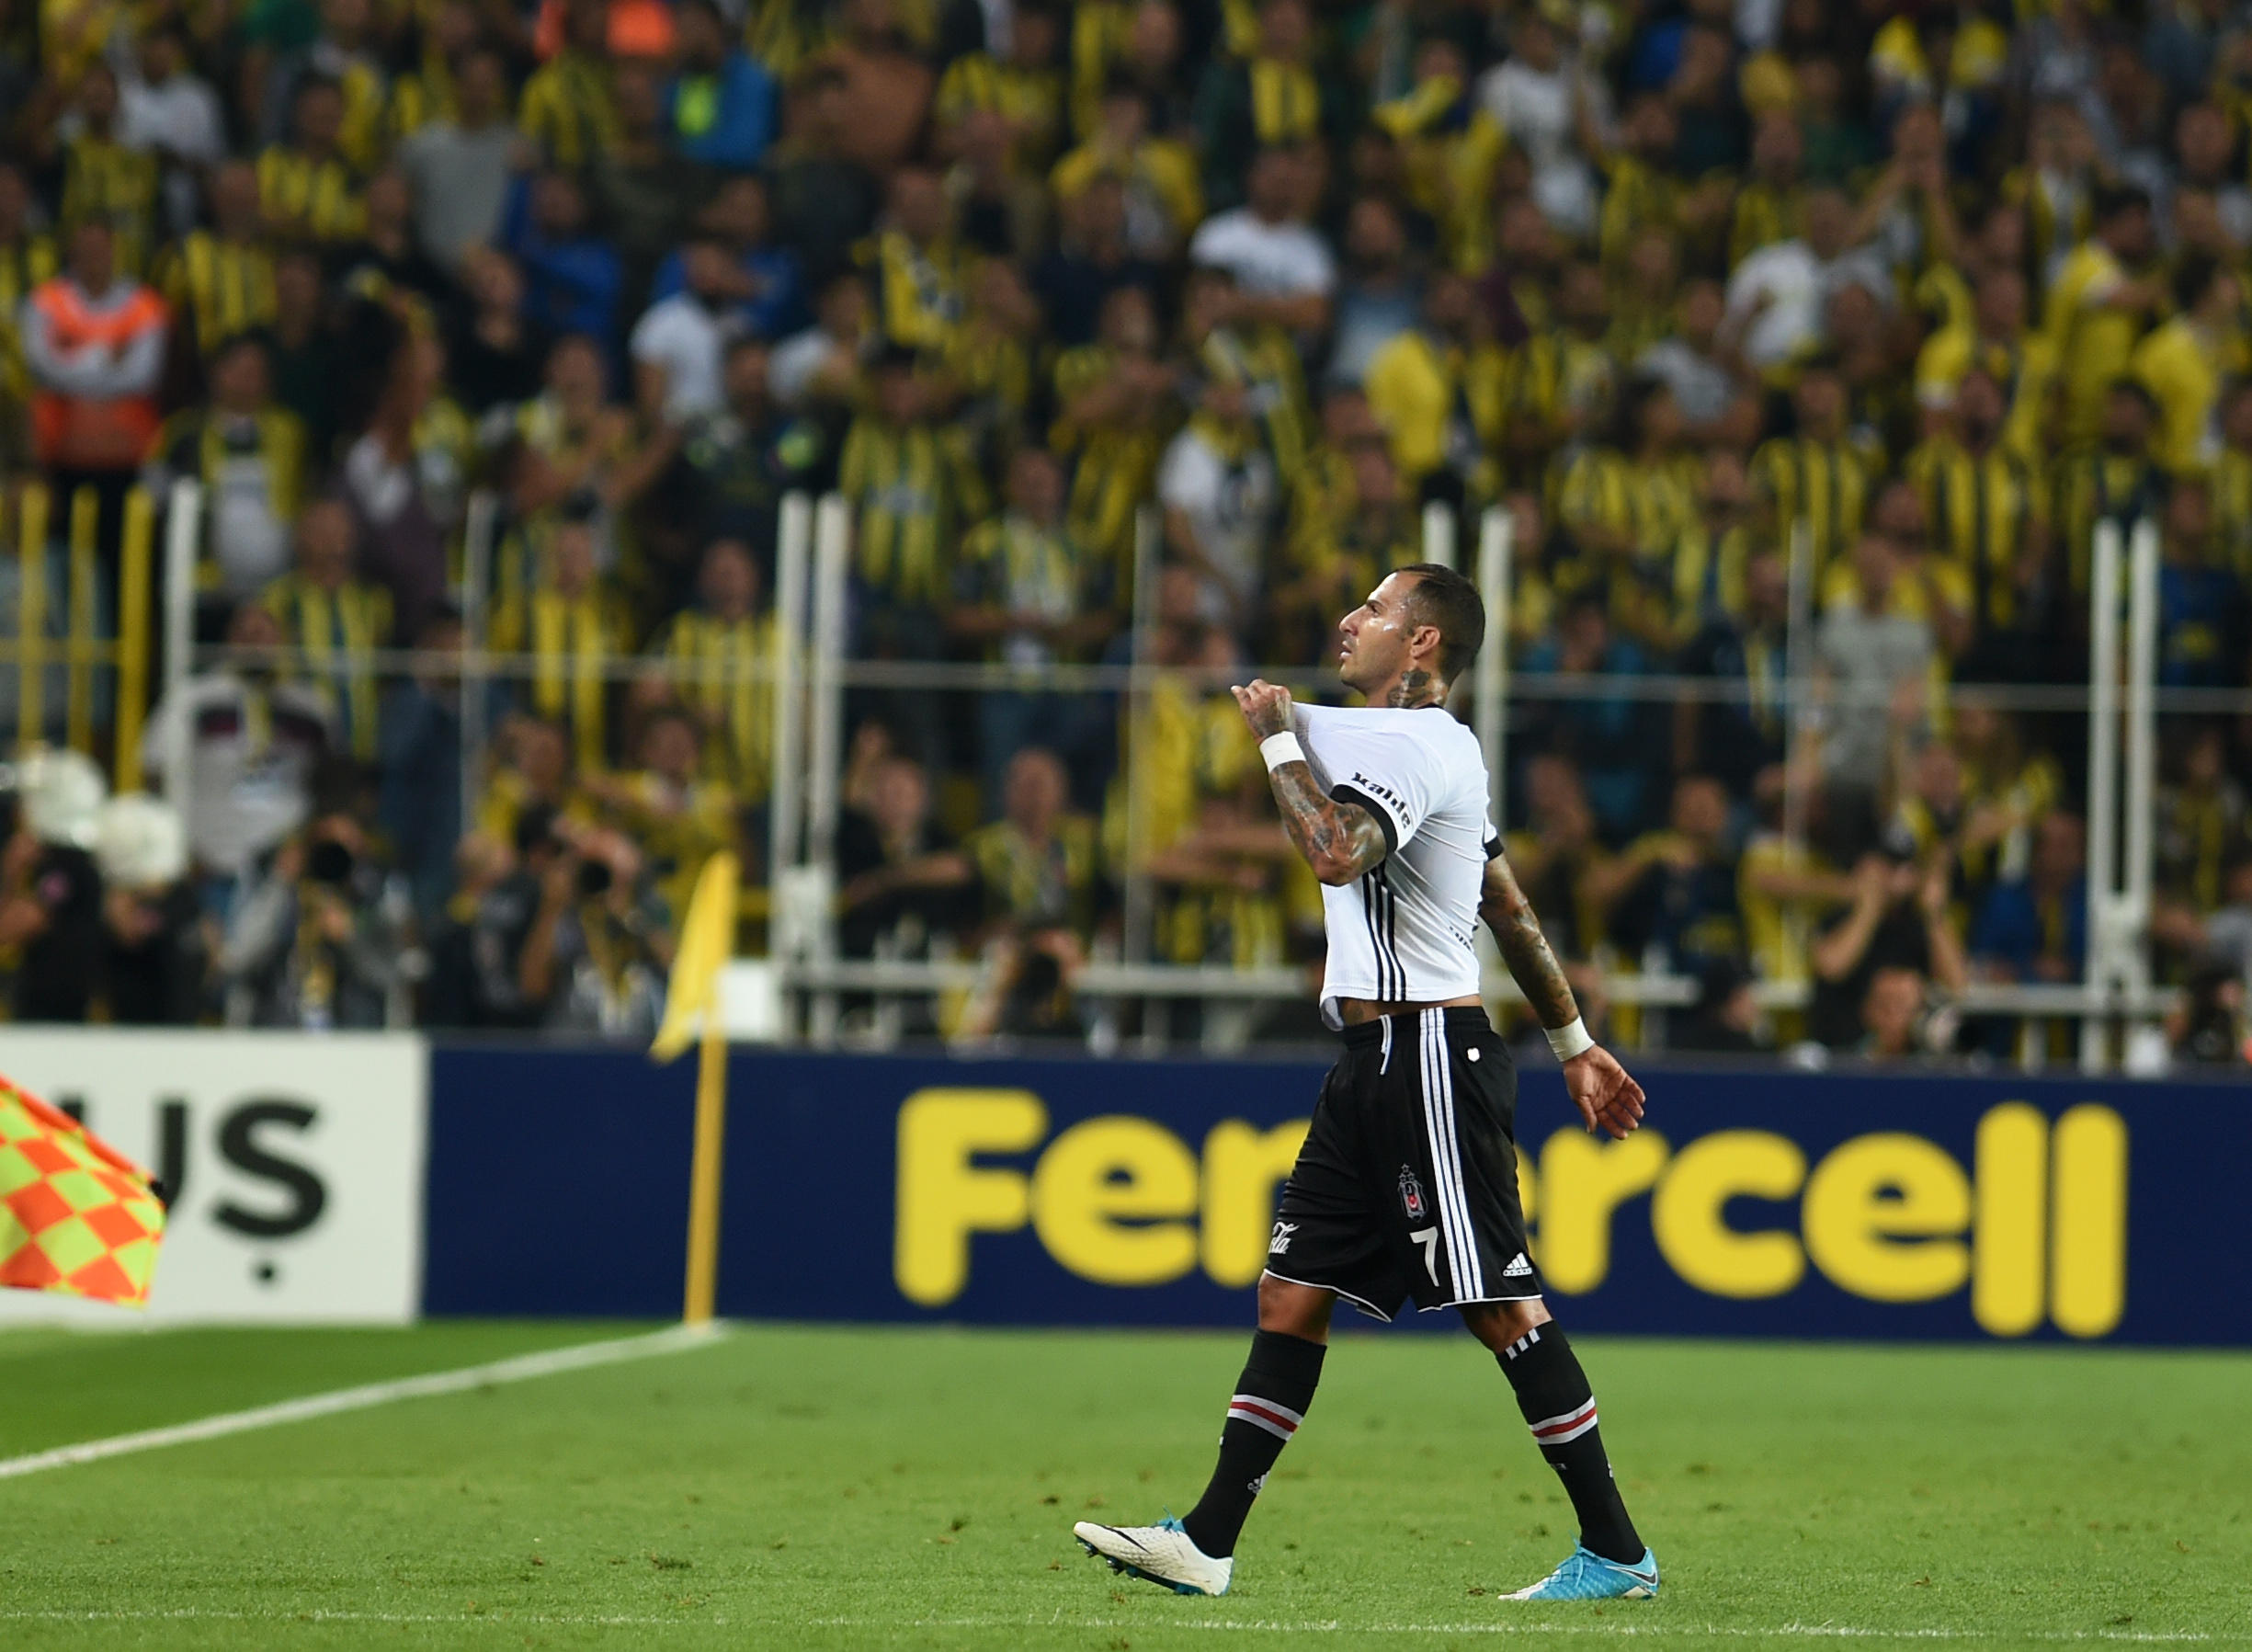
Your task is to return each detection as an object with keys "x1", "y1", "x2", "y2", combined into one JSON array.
[
  {"x1": 1545, "y1": 1017, "x2": 1595, "y2": 1062},
  {"x1": 1259, "y1": 732, "x2": 1305, "y2": 772}
]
